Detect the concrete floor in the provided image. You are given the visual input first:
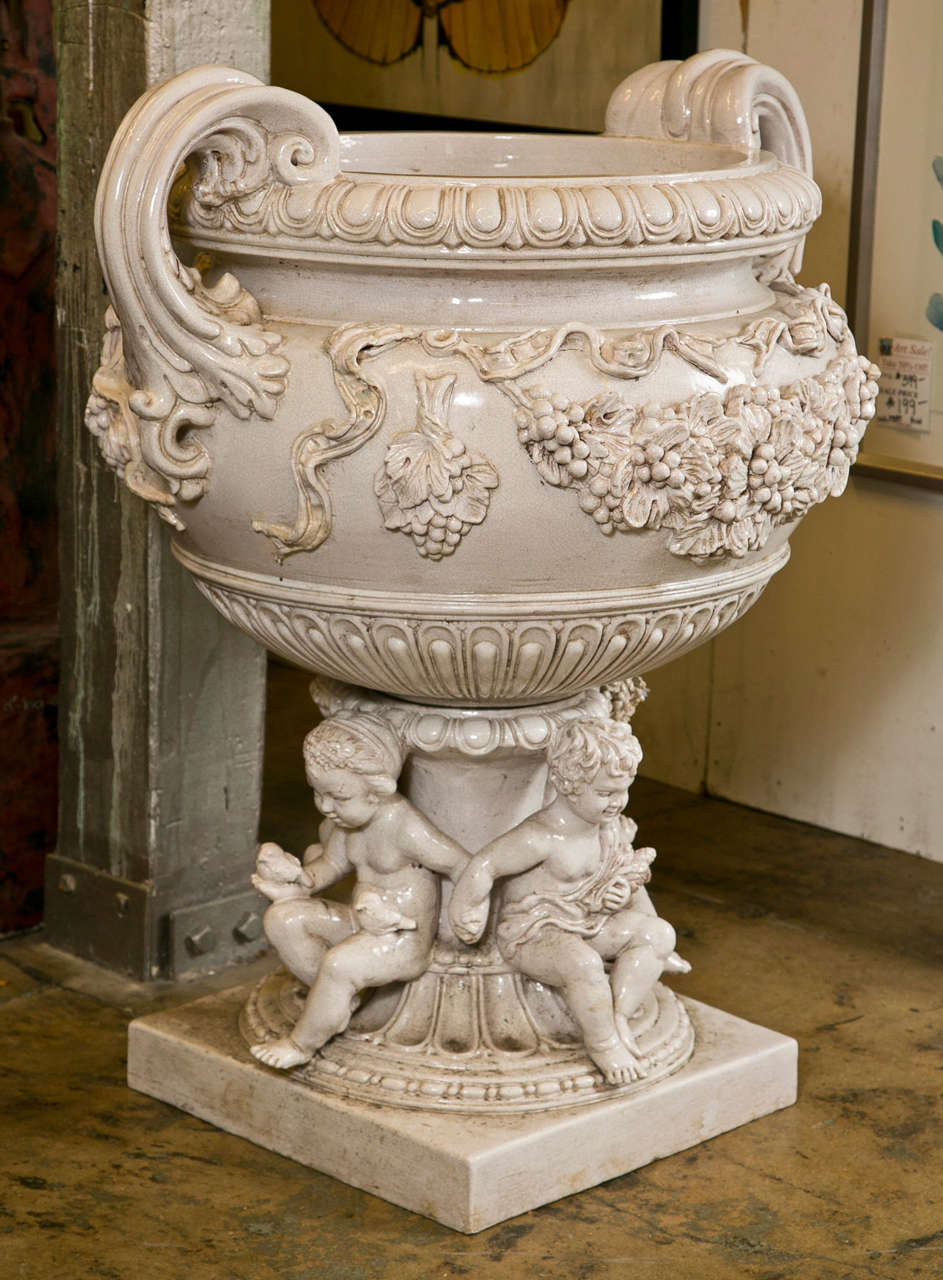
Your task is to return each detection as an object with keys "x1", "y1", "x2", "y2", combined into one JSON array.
[{"x1": 2, "y1": 667, "x2": 942, "y2": 1278}]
